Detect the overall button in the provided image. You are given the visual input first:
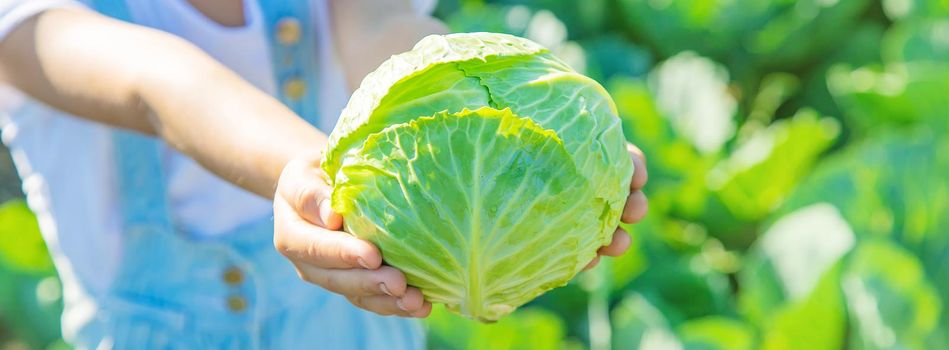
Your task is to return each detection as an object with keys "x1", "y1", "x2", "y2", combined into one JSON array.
[
  {"x1": 283, "y1": 78, "x2": 306, "y2": 100},
  {"x1": 222, "y1": 266, "x2": 244, "y2": 285},
  {"x1": 276, "y1": 17, "x2": 302, "y2": 45},
  {"x1": 227, "y1": 295, "x2": 247, "y2": 312}
]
